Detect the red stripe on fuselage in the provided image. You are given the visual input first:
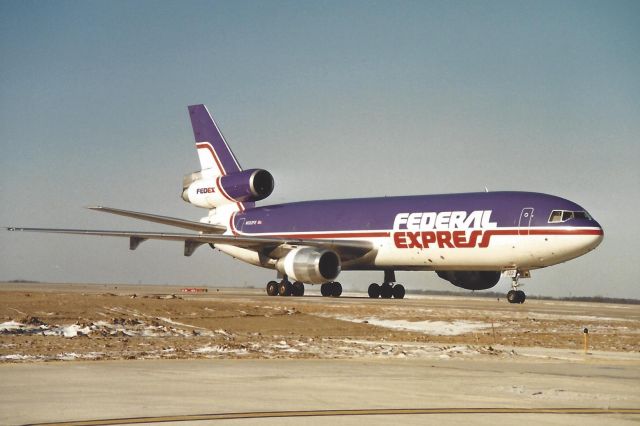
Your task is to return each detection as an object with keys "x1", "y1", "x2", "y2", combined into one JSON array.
[
  {"x1": 529, "y1": 228, "x2": 604, "y2": 236},
  {"x1": 231, "y1": 230, "x2": 390, "y2": 239},
  {"x1": 216, "y1": 176, "x2": 234, "y2": 202},
  {"x1": 197, "y1": 143, "x2": 244, "y2": 212},
  {"x1": 229, "y1": 212, "x2": 238, "y2": 236},
  {"x1": 267, "y1": 231, "x2": 391, "y2": 239},
  {"x1": 229, "y1": 227, "x2": 601, "y2": 241},
  {"x1": 196, "y1": 142, "x2": 225, "y2": 175}
]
